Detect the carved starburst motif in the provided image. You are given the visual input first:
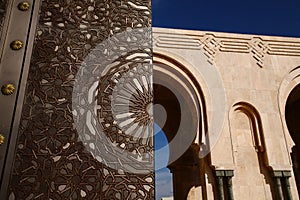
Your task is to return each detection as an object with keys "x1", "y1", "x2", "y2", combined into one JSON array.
[
  {"x1": 96, "y1": 54, "x2": 153, "y2": 151},
  {"x1": 112, "y1": 64, "x2": 153, "y2": 139}
]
